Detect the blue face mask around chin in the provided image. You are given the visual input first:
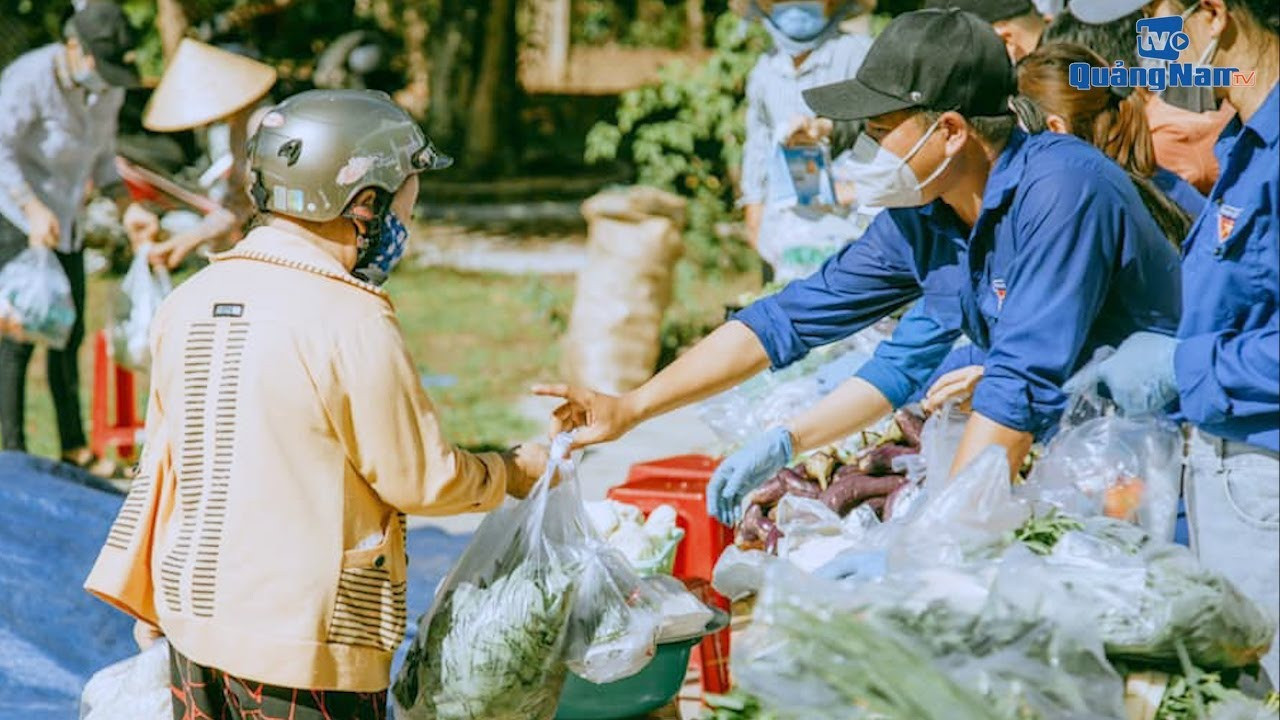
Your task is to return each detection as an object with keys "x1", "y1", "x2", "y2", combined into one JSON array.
[
  {"x1": 354, "y1": 211, "x2": 409, "y2": 285},
  {"x1": 769, "y1": 1, "x2": 828, "y2": 41}
]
